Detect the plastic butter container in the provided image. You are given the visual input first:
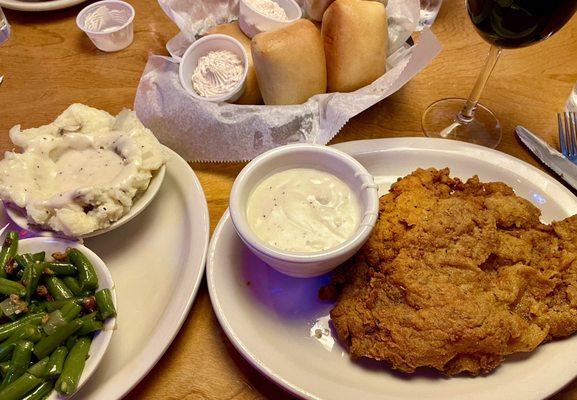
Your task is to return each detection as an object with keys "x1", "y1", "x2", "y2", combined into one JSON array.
[
  {"x1": 239, "y1": 0, "x2": 302, "y2": 38},
  {"x1": 76, "y1": 0, "x2": 135, "y2": 52}
]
